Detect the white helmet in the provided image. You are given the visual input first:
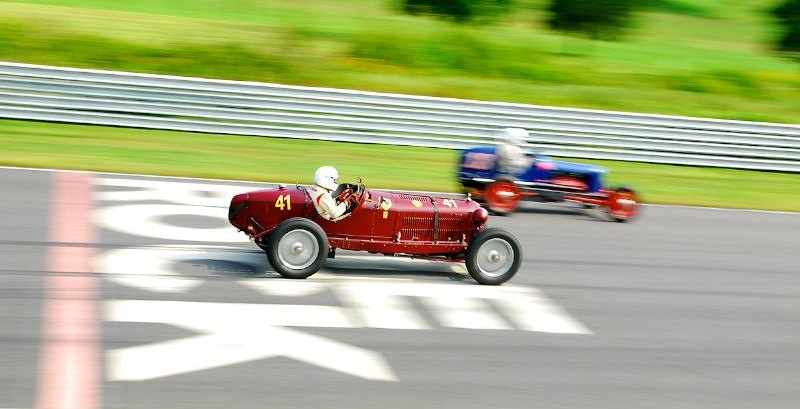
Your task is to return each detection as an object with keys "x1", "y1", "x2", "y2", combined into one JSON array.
[
  {"x1": 499, "y1": 127, "x2": 529, "y2": 145},
  {"x1": 314, "y1": 166, "x2": 339, "y2": 191}
]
